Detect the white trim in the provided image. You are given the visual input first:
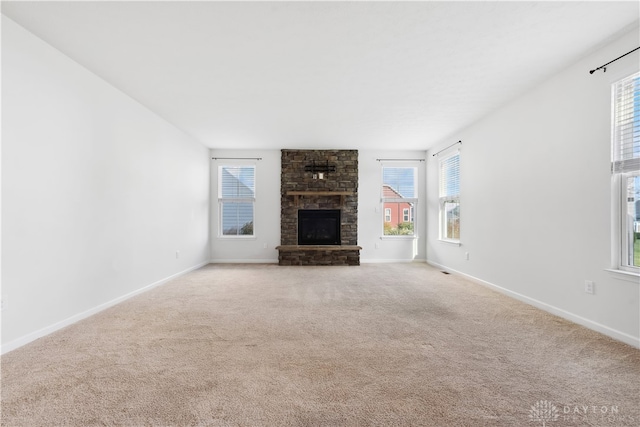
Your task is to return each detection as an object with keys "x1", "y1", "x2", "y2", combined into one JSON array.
[
  {"x1": 611, "y1": 71, "x2": 640, "y2": 273},
  {"x1": 611, "y1": 173, "x2": 622, "y2": 270},
  {"x1": 380, "y1": 235, "x2": 418, "y2": 241},
  {"x1": 618, "y1": 172, "x2": 640, "y2": 273},
  {"x1": 427, "y1": 260, "x2": 640, "y2": 349},
  {"x1": 209, "y1": 259, "x2": 278, "y2": 264},
  {"x1": 604, "y1": 268, "x2": 640, "y2": 283},
  {"x1": 1, "y1": 261, "x2": 211, "y2": 355},
  {"x1": 439, "y1": 239, "x2": 462, "y2": 246},
  {"x1": 361, "y1": 258, "x2": 425, "y2": 264}
]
